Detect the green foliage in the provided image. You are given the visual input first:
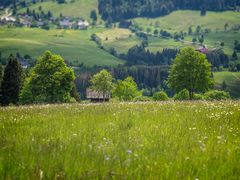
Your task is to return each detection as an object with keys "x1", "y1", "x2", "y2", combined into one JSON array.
[
  {"x1": 168, "y1": 47, "x2": 213, "y2": 99},
  {"x1": 0, "y1": 27, "x2": 123, "y2": 67},
  {"x1": 90, "y1": 69, "x2": 113, "y2": 99},
  {"x1": 20, "y1": 51, "x2": 75, "y2": 104},
  {"x1": 113, "y1": 76, "x2": 142, "y2": 101},
  {"x1": 204, "y1": 90, "x2": 231, "y2": 100},
  {"x1": 193, "y1": 93, "x2": 205, "y2": 100},
  {"x1": 0, "y1": 55, "x2": 23, "y2": 106},
  {"x1": 90, "y1": 9, "x2": 98, "y2": 22},
  {"x1": 0, "y1": 64, "x2": 3, "y2": 88},
  {"x1": 174, "y1": 89, "x2": 190, "y2": 101},
  {"x1": 153, "y1": 91, "x2": 169, "y2": 101},
  {"x1": 71, "y1": 84, "x2": 80, "y2": 102},
  {"x1": 133, "y1": 96, "x2": 152, "y2": 102}
]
